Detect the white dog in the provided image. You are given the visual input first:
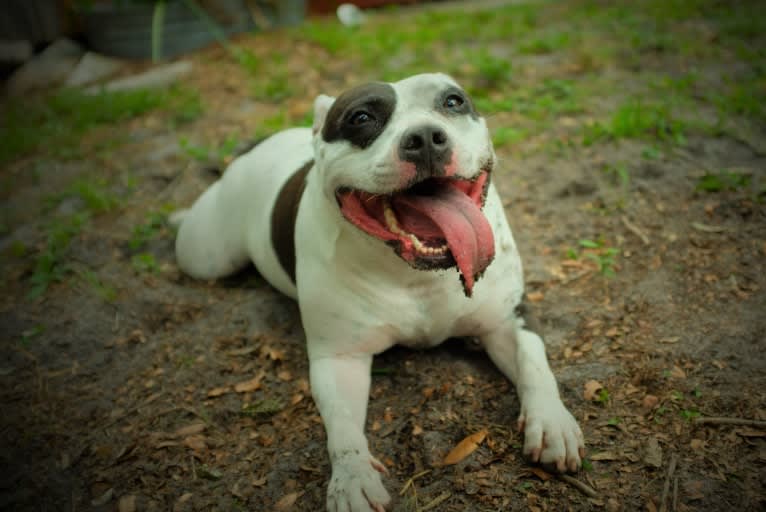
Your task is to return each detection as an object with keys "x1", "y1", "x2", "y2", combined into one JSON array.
[{"x1": 175, "y1": 73, "x2": 584, "y2": 511}]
